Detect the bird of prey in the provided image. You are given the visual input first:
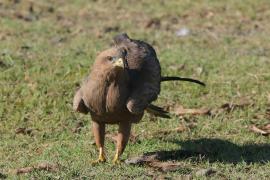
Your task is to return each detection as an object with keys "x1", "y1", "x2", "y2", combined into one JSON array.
[{"x1": 73, "y1": 34, "x2": 204, "y2": 164}]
